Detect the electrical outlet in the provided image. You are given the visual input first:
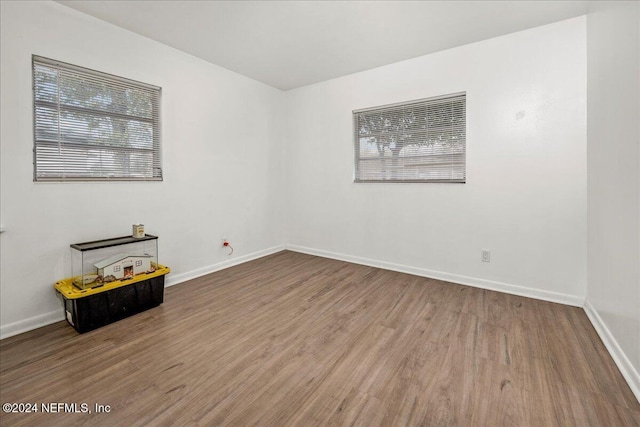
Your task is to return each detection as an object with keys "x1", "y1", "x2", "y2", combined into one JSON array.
[{"x1": 481, "y1": 250, "x2": 491, "y2": 263}]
